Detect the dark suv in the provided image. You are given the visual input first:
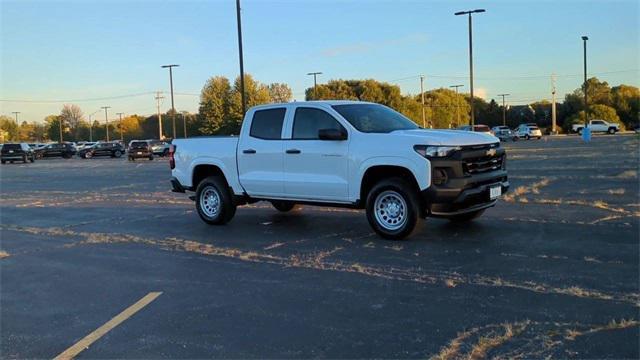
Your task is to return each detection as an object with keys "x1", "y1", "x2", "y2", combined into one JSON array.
[
  {"x1": 128, "y1": 141, "x2": 154, "y2": 161},
  {"x1": 35, "y1": 143, "x2": 76, "y2": 159},
  {"x1": 78, "y1": 142, "x2": 125, "y2": 159},
  {"x1": 1, "y1": 143, "x2": 35, "y2": 164}
]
